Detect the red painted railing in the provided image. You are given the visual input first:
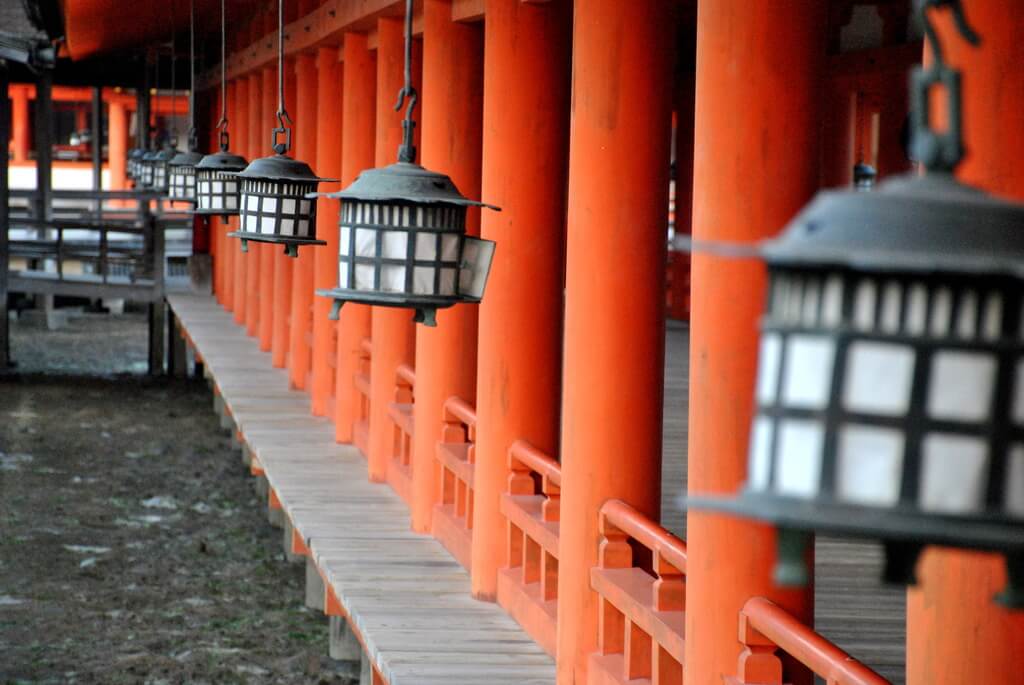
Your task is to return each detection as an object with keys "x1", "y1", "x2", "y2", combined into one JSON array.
[
  {"x1": 432, "y1": 397, "x2": 476, "y2": 570},
  {"x1": 387, "y1": 363, "x2": 416, "y2": 505},
  {"x1": 589, "y1": 500, "x2": 686, "y2": 685},
  {"x1": 352, "y1": 337, "x2": 372, "y2": 457},
  {"x1": 728, "y1": 597, "x2": 890, "y2": 685},
  {"x1": 497, "y1": 439, "x2": 561, "y2": 657}
]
